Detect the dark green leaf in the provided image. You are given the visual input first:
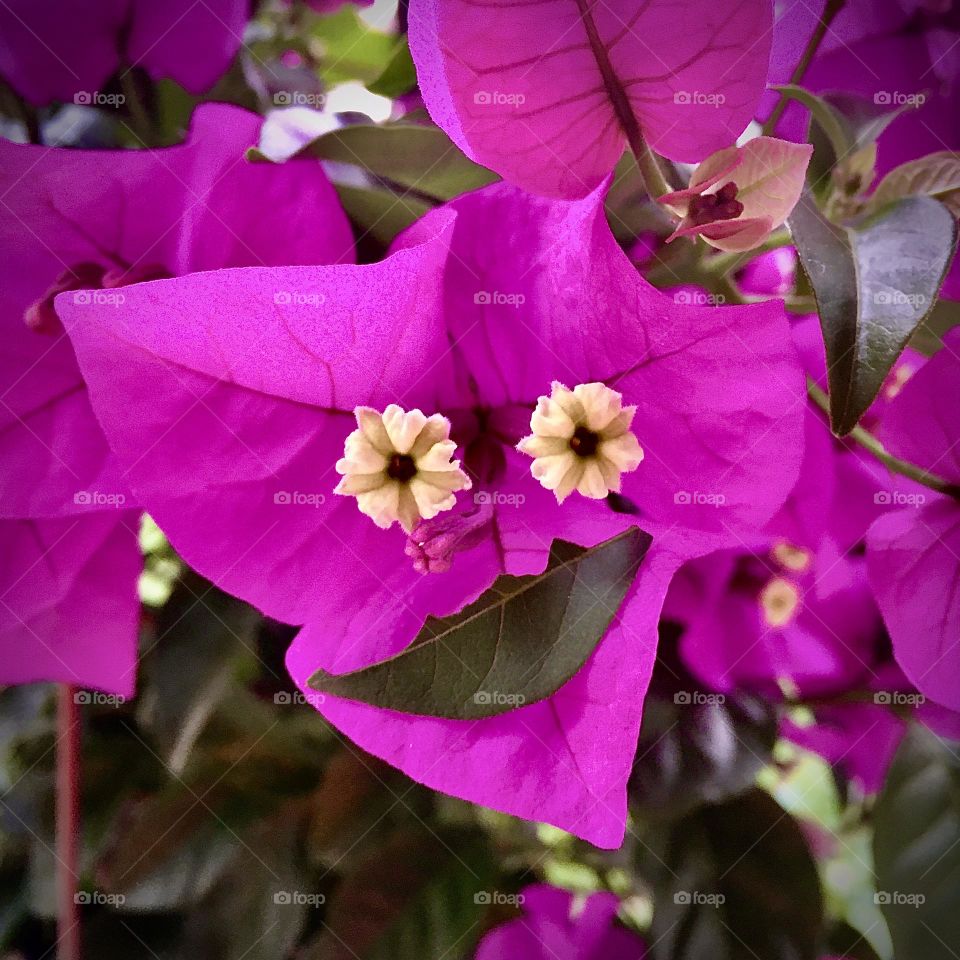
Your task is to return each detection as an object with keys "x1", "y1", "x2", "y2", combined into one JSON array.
[
  {"x1": 307, "y1": 827, "x2": 495, "y2": 960},
  {"x1": 788, "y1": 191, "x2": 958, "y2": 434},
  {"x1": 367, "y1": 40, "x2": 417, "y2": 99},
  {"x1": 909, "y1": 297, "x2": 960, "y2": 355},
  {"x1": 308, "y1": 124, "x2": 497, "y2": 201},
  {"x1": 138, "y1": 572, "x2": 261, "y2": 774},
  {"x1": 873, "y1": 727, "x2": 960, "y2": 960},
  {"x1": 649, "y1": 789, "x2": 824, "y2": 960},
  {"x1": 869, "y1": 151, "x2": 960, "y2": 214},
  {"x1": 629, "y1": 633, "x2": 777, "y2": 819},
  {"x1": 310, "y1": 7, "x2": 398, "y2": 87},
  {"x1": 333, "y1": 183, "x2": 430, "y2": 248},
  {"x1": 309, "y1": 532, "x2": 650, "y2": 719},
  {"x1": 775, "y1": 84, "x2": 853, "y2": 162}
]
